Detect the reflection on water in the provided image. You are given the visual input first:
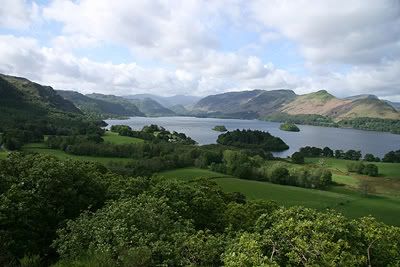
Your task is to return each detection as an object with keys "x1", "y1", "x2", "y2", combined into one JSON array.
[{"x1": 106, "y1": 116, "x2": 400, "y2": 158}]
